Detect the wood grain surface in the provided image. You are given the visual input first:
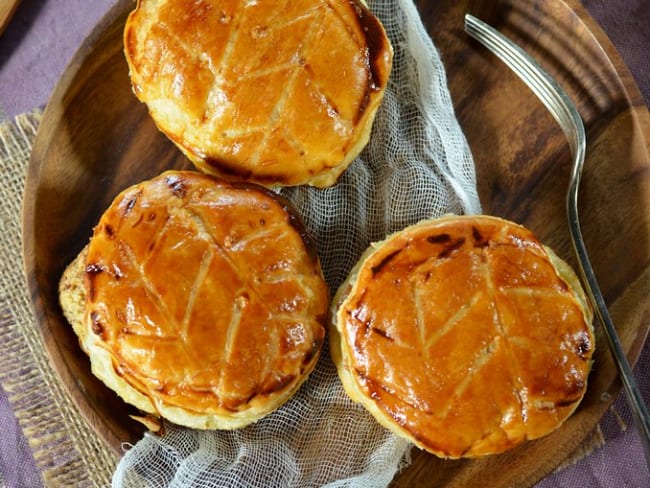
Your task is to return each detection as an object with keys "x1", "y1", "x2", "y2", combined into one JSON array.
[{"x1": 22, "y1": 0, "x2": 650, "y2": 486}]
